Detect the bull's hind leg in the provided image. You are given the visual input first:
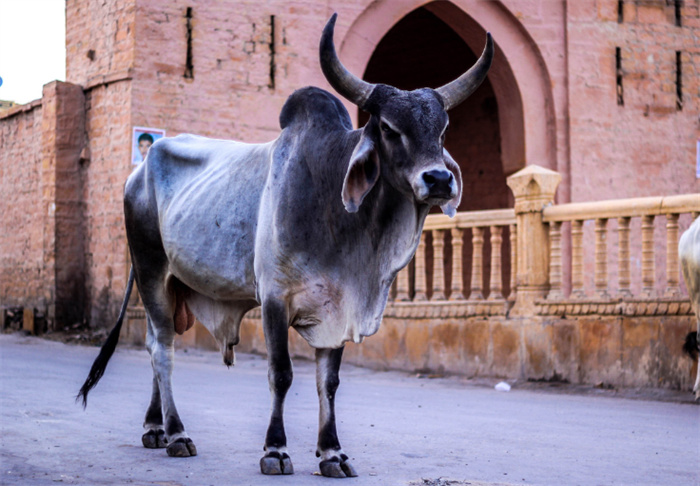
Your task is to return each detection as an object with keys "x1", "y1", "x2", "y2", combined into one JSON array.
[
  {"x1": 142, "y1": 320, "x2": 166, "y2": 448},
  {"x1": 141, "y1": 376, "x2": 167, "y2": 448},
  {"x1": 145, "y1": 314, "x2": 197, "y2": 457},
  {"x1": 130, "y1": 252, "x2": 196, "y2": 456},
  {"x1": 315, "y1": 347, "x2": 357, "y2": 478},
  {"x1": 260, "y1": 298, "x2": 294, "y2": 475}
]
